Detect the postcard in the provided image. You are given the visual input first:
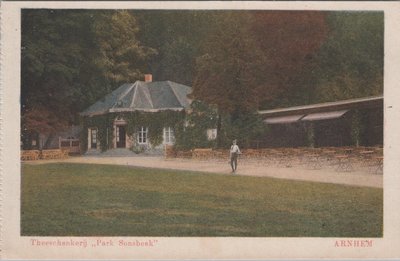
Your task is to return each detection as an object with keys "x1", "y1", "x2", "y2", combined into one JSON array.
[{"x1": 1, "y1": 1, "x2": 400, "y2": 259}]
